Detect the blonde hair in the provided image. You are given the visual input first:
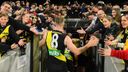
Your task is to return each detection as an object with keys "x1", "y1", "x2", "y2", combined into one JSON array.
[
  {"x1": 0, "y1": 12, "x2": 8, "y2": 18},
  {"x1": 53, "y1": 16, "x2": 65, "y2": 25},
  {"x1": 1, "y1": 1, "x2": 12, "y2": 7},
  {"x1": 104, "y1": 15, "x2": 113, "y2": 22},
  {"x1": 112, "y1": 8, "x2": 121, "y2": 23}
]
